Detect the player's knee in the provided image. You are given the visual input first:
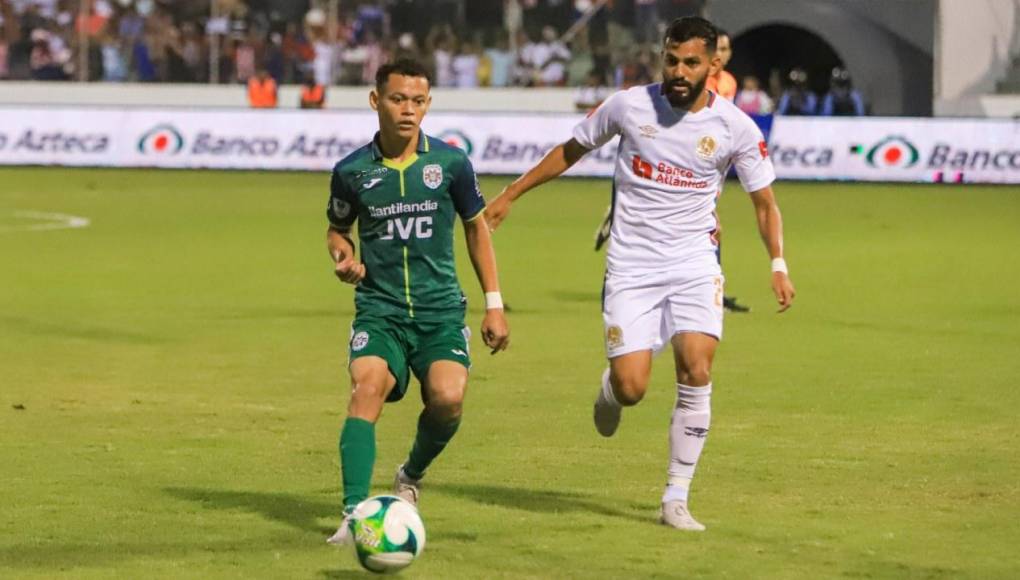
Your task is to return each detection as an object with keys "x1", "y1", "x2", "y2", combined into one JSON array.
[
  {"x1": 349, "y1": 367, "x2": 391, "y2": 403},
  {"x1": 610, "y1": 372, "x2": 648, "y2": 406},
  {"x1": 426, "y1": 379, "x2": 466, "y2": 418},
  {"x1": 678, "y1": 364, "x2": 712, "y2": 387}
]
